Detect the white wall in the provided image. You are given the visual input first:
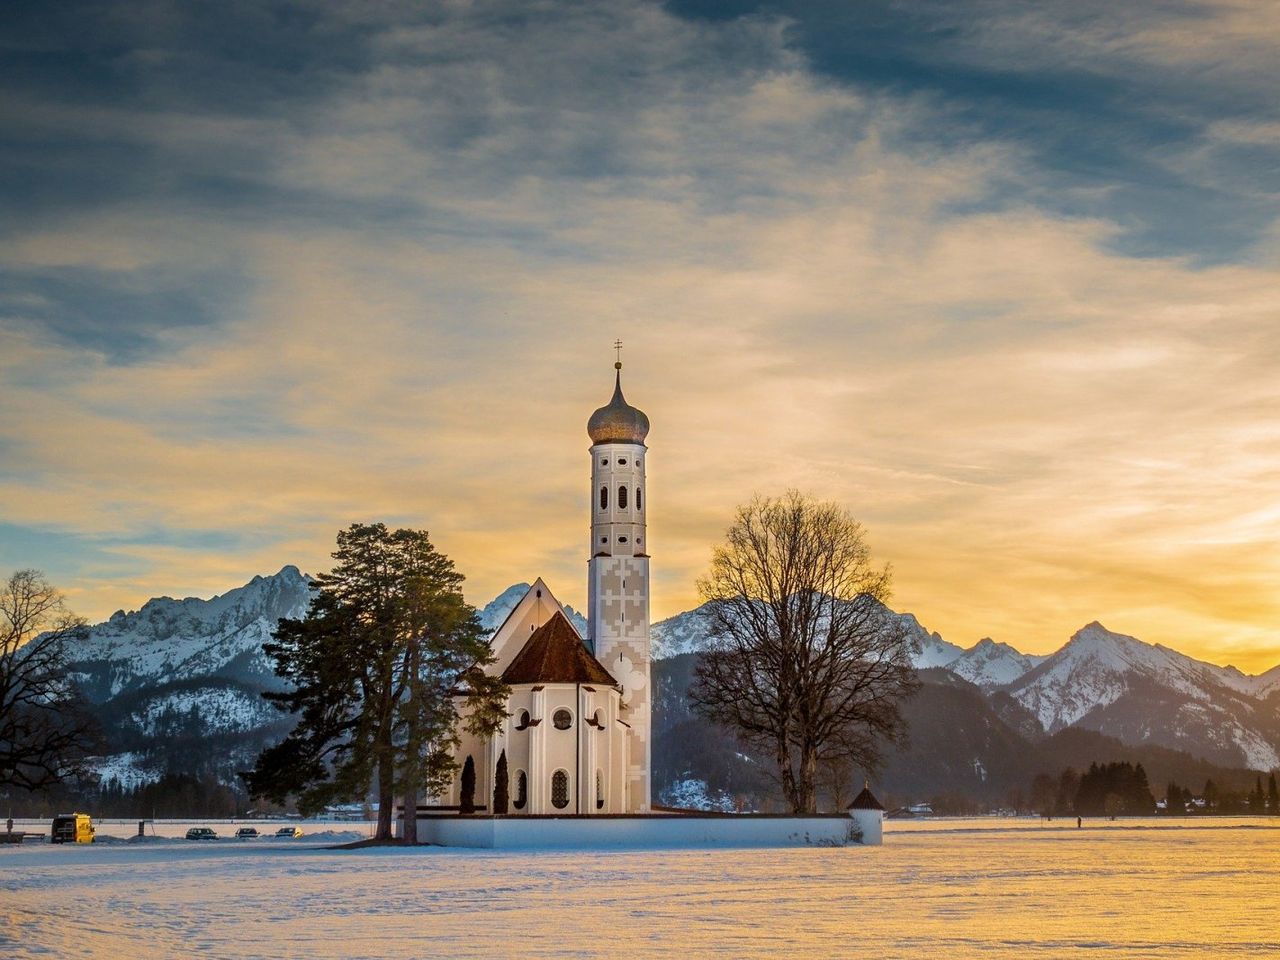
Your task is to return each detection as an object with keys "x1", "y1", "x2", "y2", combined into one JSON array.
[
  {"x1": 410, "y1": 815, "x2": 862, "y2": 849},
  {"x1": 850, "y1": 808, "x2": 883, "y2": 845}
]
